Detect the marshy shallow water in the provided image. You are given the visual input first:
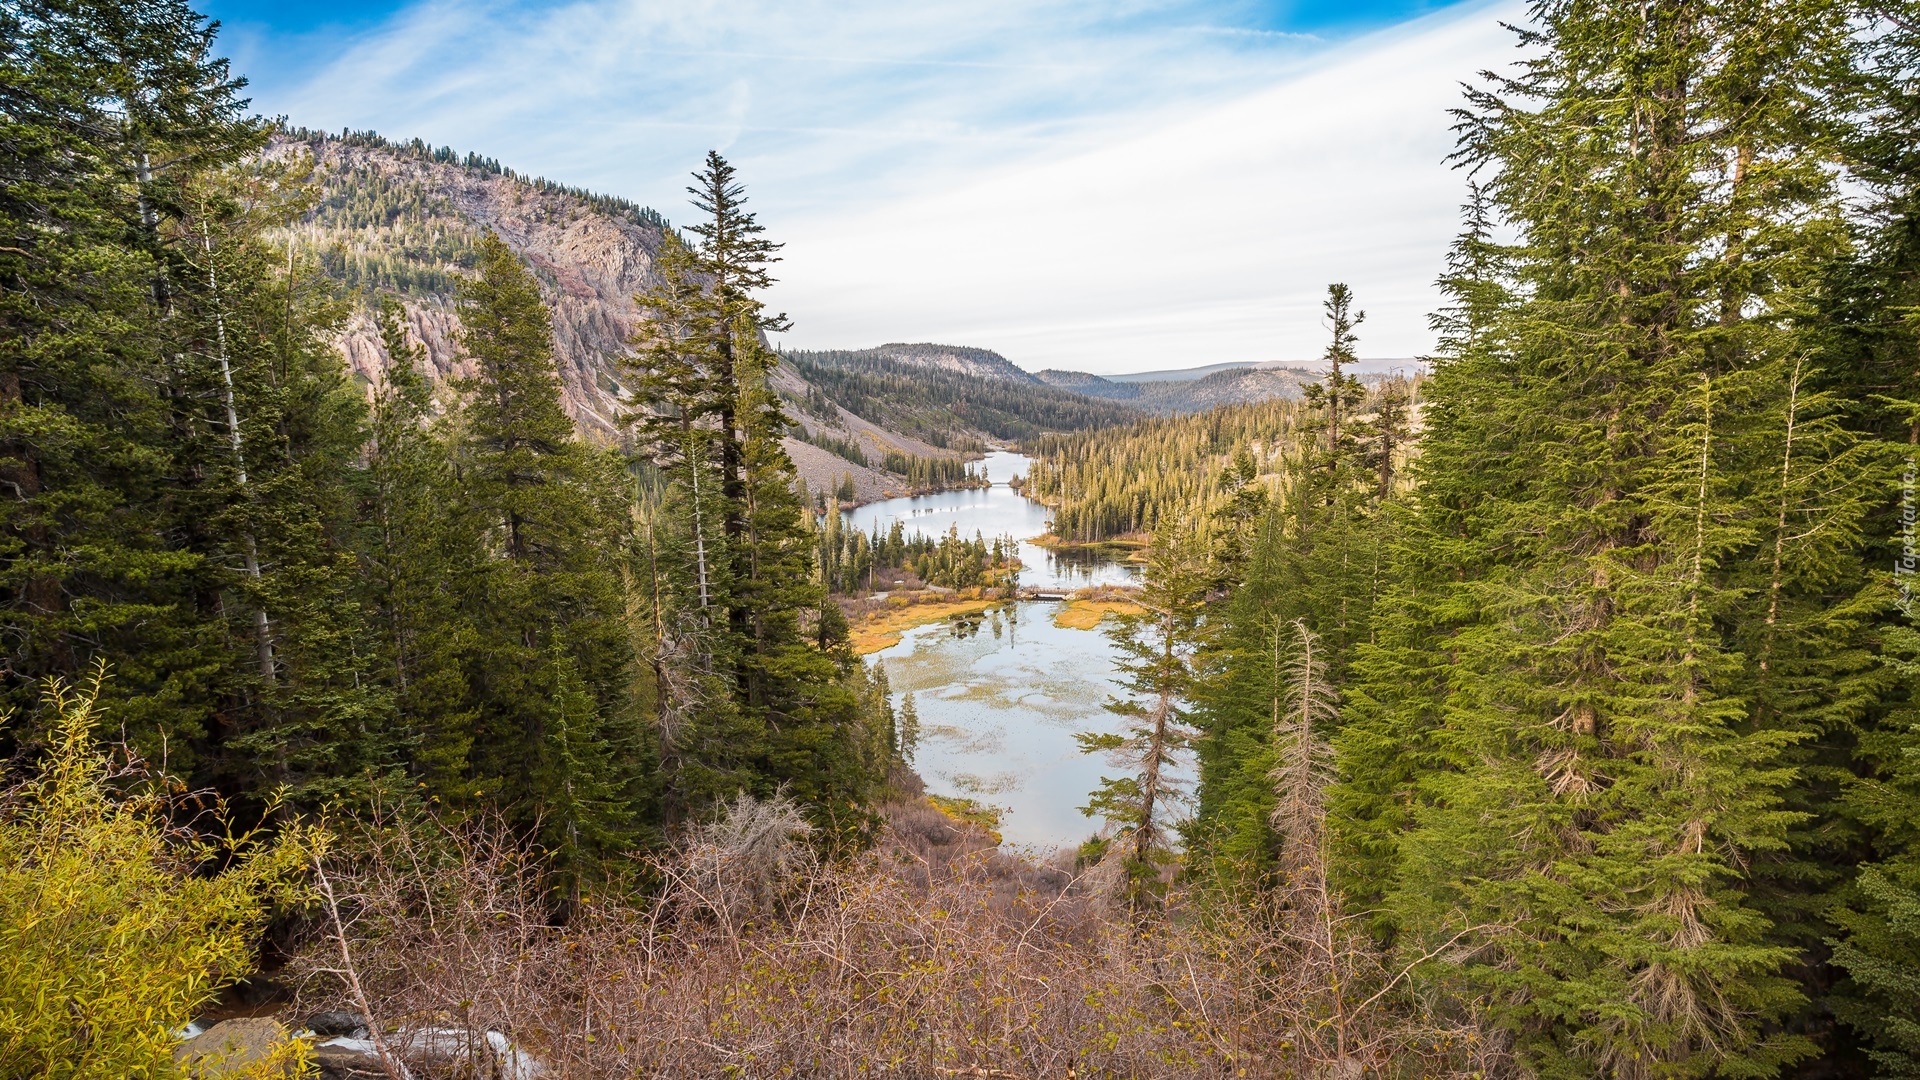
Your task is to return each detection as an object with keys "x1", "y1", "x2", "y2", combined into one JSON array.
[{"x1": 848, "y1": 452, "x2": 1170, "y2": 851}]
